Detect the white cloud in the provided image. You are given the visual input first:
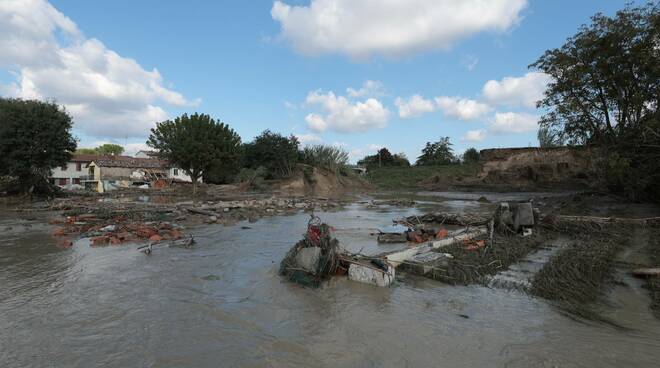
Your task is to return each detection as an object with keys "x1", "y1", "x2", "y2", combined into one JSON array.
[
  {"x1": 346, "y1": 80, "x2": 386, "y2": 98},
  {"x1": 462, "y1": 129, "x2": 486, "y2": 142},
  {"x1": 435, "y1": 96, "x2": 491, "y2": 120},
  {"x1": 367, "y1": 144, "x2": 384, "y2": 151},
  {"x1": 305, "y1": 89, "x2": 389, "y2": 133},
  {"x1": 489, "y1": 112, "x2": 538, "y2": 134},
  {"x1": 482, "y1": 72, "x2": 550, "y2": 108},
  {"x1": 295, "y1": 133, "x2": 322, "y2": 145},
  {"x1": 271, "y1": 0, "x2": 527, "y2": 59},
  {"x1": 395, "y1": 95, "x2": 436, "y2": 119},
  {"x1": 0, "y1": 0, "x2": 196, "y2": 138}
]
